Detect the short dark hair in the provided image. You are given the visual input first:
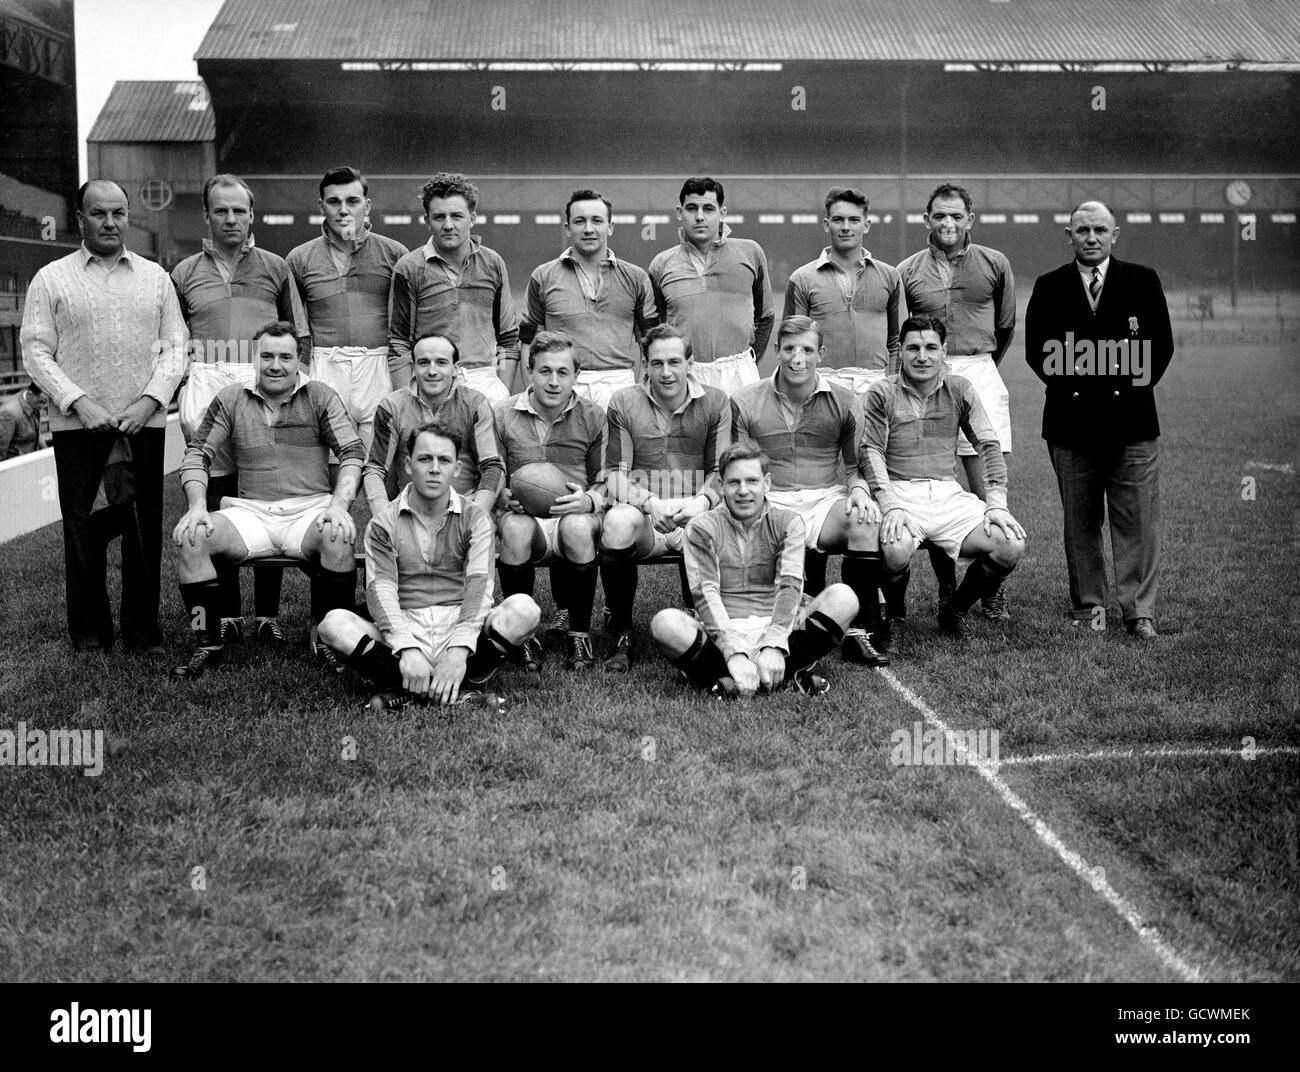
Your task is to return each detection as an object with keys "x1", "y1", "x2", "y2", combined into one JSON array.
[
  {"x1": 719, "y1": 441, "x2": 769, "y2": 478},
  {"x1": 253, "y1": 320, "x2": 297, "y2": 343},
  {"x1": 203, "y1": 174, "x2": 255, "y2": 213},
  {"x1": 413, "y1": 332, "x2": 460, "y2": 362},
  {"x1": 527, "y1": 330, "x2": 580, "y2": 371},
  {"x1": 565, "y1": 188, "x2": 612, "y2": 222},
  {"x1": 407, "y1": 419, "x2": 462, "y2": 458},
  {"x1": 75, "y1": 180, "x2": 128, "y2": 213},
  {"x1": 825, "y1": 186, "x2": 868, "y2": 214},
  {"x1": 319, "y1": 166, "x2": 368, "y2": 199},
  {"x1": 679, "y1": 177, "x2": 725, "y2": 207},
  {"x1": 899, "y1": 316, "x2": 947, "y2": 345},
  {"x1": 925, "y1": 182, "x2": 973, "y2": 215},
  {"x1": 643, "y1": 323, "x2": 692, "y2": 362},
  {"x1": 777, "y1": 315, "x2": 823, "y2": 348},
  {"x1": 421, "y1": 172, "x2": 479, "y2": 216}
]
